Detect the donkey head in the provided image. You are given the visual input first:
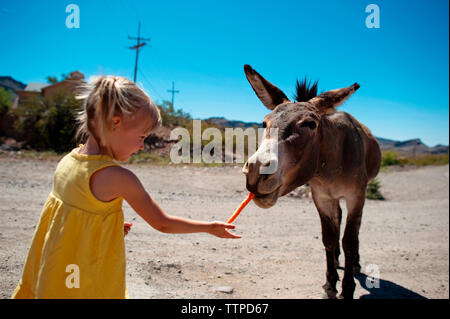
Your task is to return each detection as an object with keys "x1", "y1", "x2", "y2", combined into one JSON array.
[{"x1": 242, "y1": 65, "x2": 360, "y2": 208}]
